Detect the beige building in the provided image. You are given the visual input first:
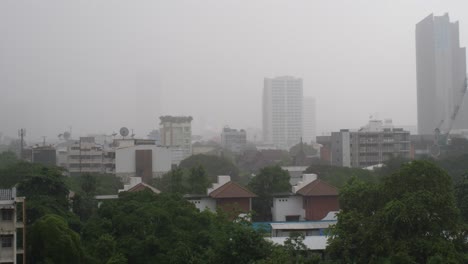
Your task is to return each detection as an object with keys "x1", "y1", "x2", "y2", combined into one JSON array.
[
  {"x1": 57, "y1": 137, "x2": 115, "y2": 176},
  {"x1": 0, "y1": 188, "x2": 25, "y2": 264},
  {"x1": 159, "y1": 116, "x2": 193, "y2": 164}
]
